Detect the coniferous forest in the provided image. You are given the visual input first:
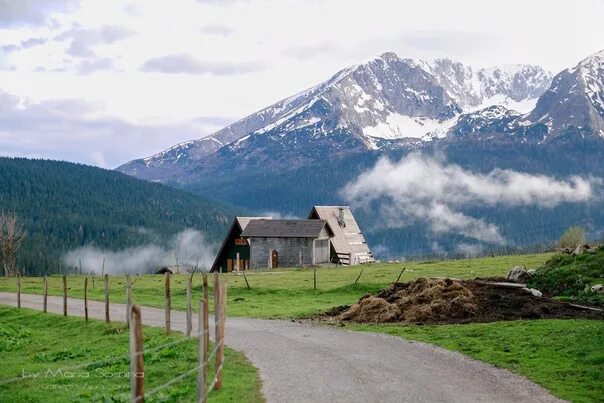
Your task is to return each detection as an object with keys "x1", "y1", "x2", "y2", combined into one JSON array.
[{"x1": 0, "y1": 158, "x2": 234, "y2": 275}]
